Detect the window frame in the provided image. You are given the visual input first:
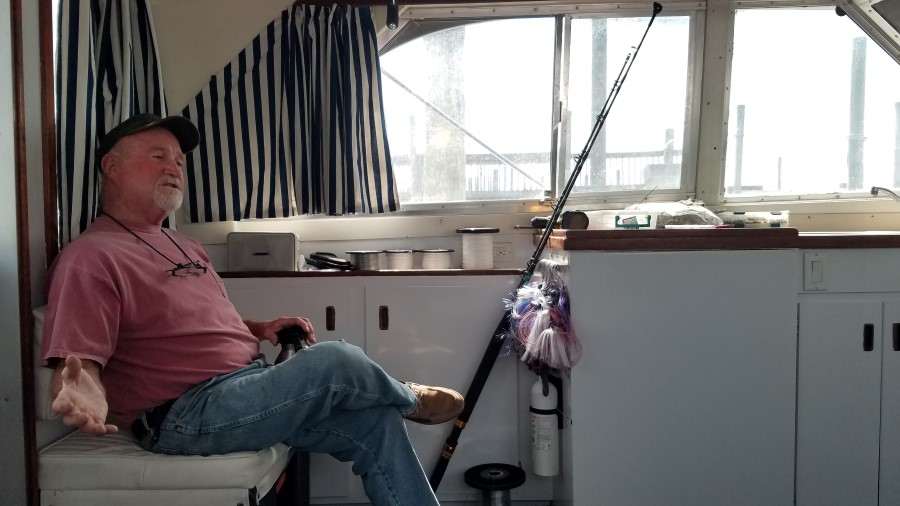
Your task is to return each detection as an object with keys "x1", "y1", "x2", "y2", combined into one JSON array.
[
  {"x1": 170, "y1": 0, "x2": 900, "y2": 245},
  {"x1": 706, "y1": 0, "x2": 900, "y2": 211},
  {"x1": 378, "y1": 2, "x2": 706, "y2": 214}
]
